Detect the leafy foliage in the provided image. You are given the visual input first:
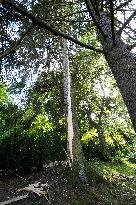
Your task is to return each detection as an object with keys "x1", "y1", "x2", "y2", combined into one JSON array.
[{"x1": 0, "y1": 0, "x2": 136, "y2": 174}]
